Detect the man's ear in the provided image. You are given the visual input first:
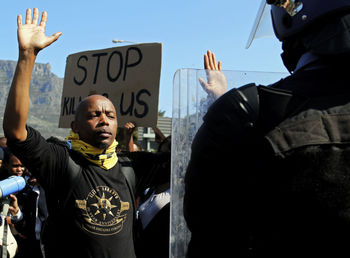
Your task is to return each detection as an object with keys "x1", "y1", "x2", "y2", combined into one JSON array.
[{"x1": 71, "y1": 121, "x2": 78, "y2": 133}]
